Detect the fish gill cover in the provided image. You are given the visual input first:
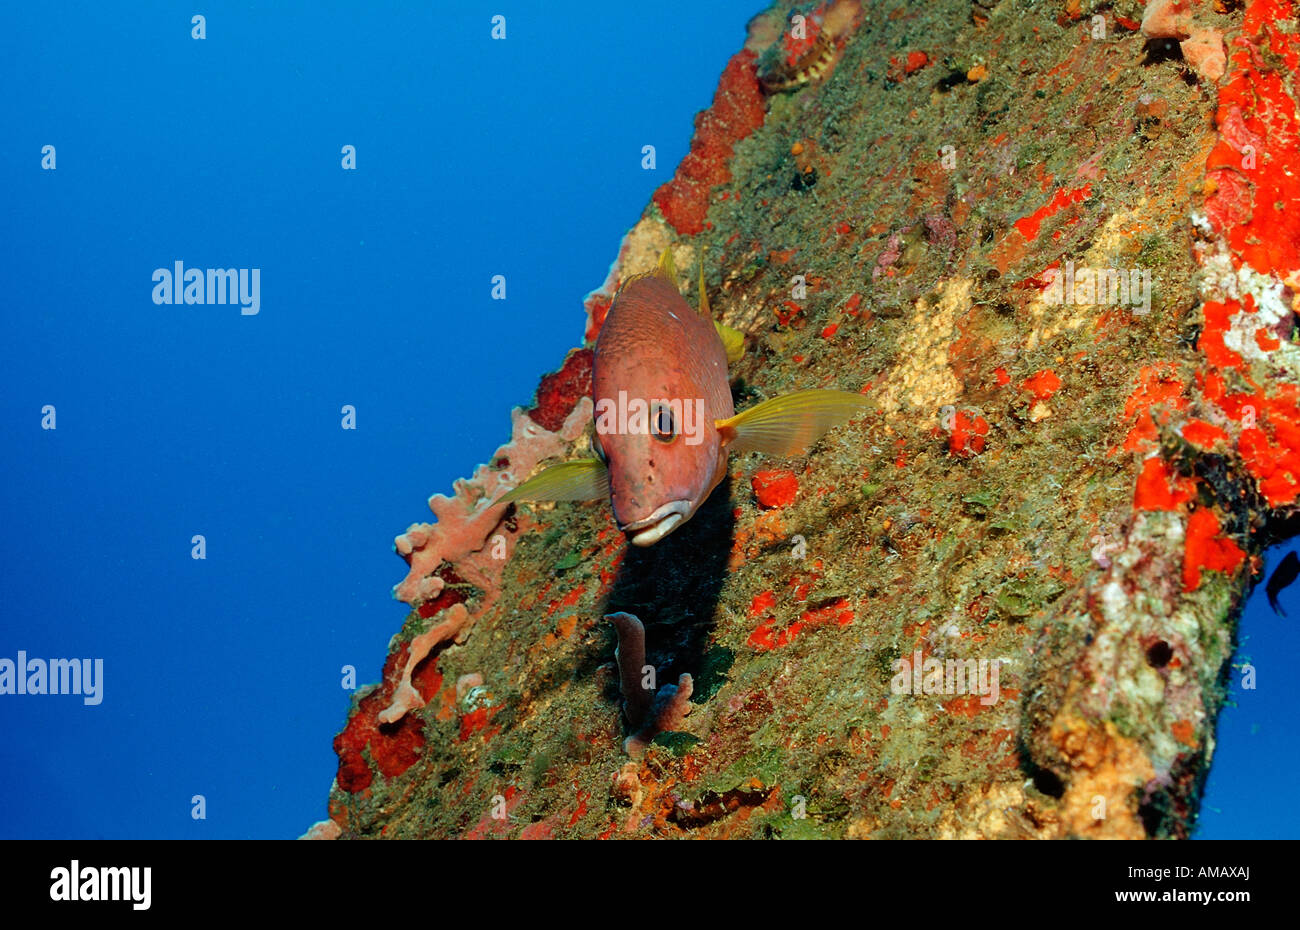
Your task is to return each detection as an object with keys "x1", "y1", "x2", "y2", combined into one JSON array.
[{"x1": 307, "y1": 0, "x2": 1300, "y2": 840}]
